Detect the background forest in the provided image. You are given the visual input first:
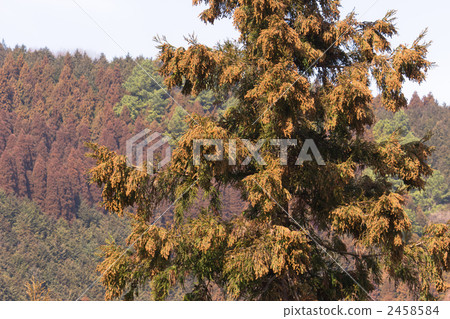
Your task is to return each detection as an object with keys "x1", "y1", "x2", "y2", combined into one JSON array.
[{"x1": 0, "y1": 43, "x2": 448, "y2": 300}]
